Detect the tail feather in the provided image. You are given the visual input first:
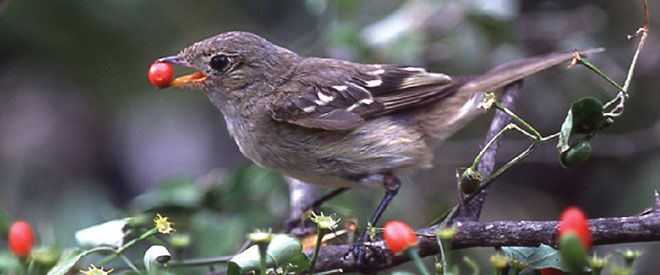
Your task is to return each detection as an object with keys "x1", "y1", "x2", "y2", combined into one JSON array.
[
  {"x1": 458, "y1": 48, "x2": 604, "y2": 94},
  {"x1": 417, "y1": 47, "x2": 604, "y2": 141}
]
